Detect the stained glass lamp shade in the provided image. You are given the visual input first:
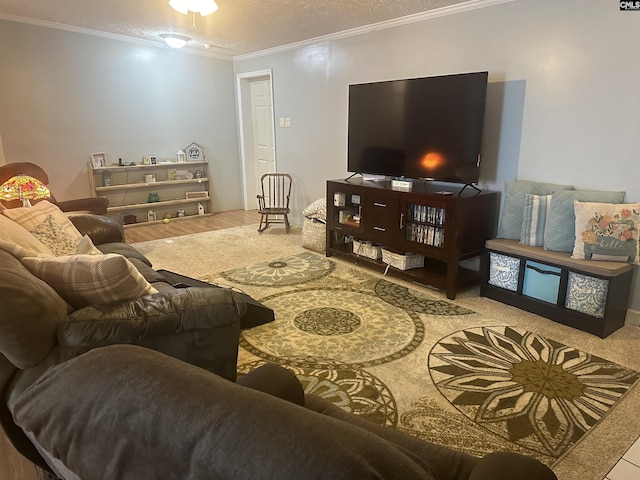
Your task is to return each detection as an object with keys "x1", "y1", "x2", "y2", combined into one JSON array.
[{"x1": 0, "y1": 174, "x2": 51, "y2": 207}]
